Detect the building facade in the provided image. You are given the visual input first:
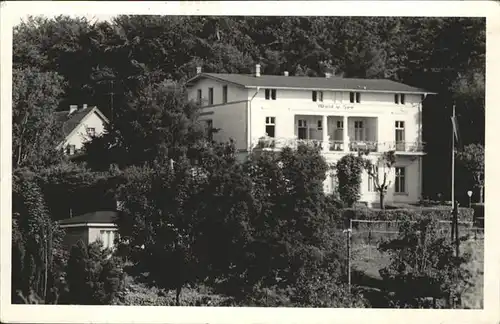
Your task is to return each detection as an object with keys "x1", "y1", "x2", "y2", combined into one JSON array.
[
  {"x1": 186, "y1": 65, "x2": 433, "y2": 206},
  {"x1": 55, "y1": 104, "x2": 109, "y2": 156}
]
